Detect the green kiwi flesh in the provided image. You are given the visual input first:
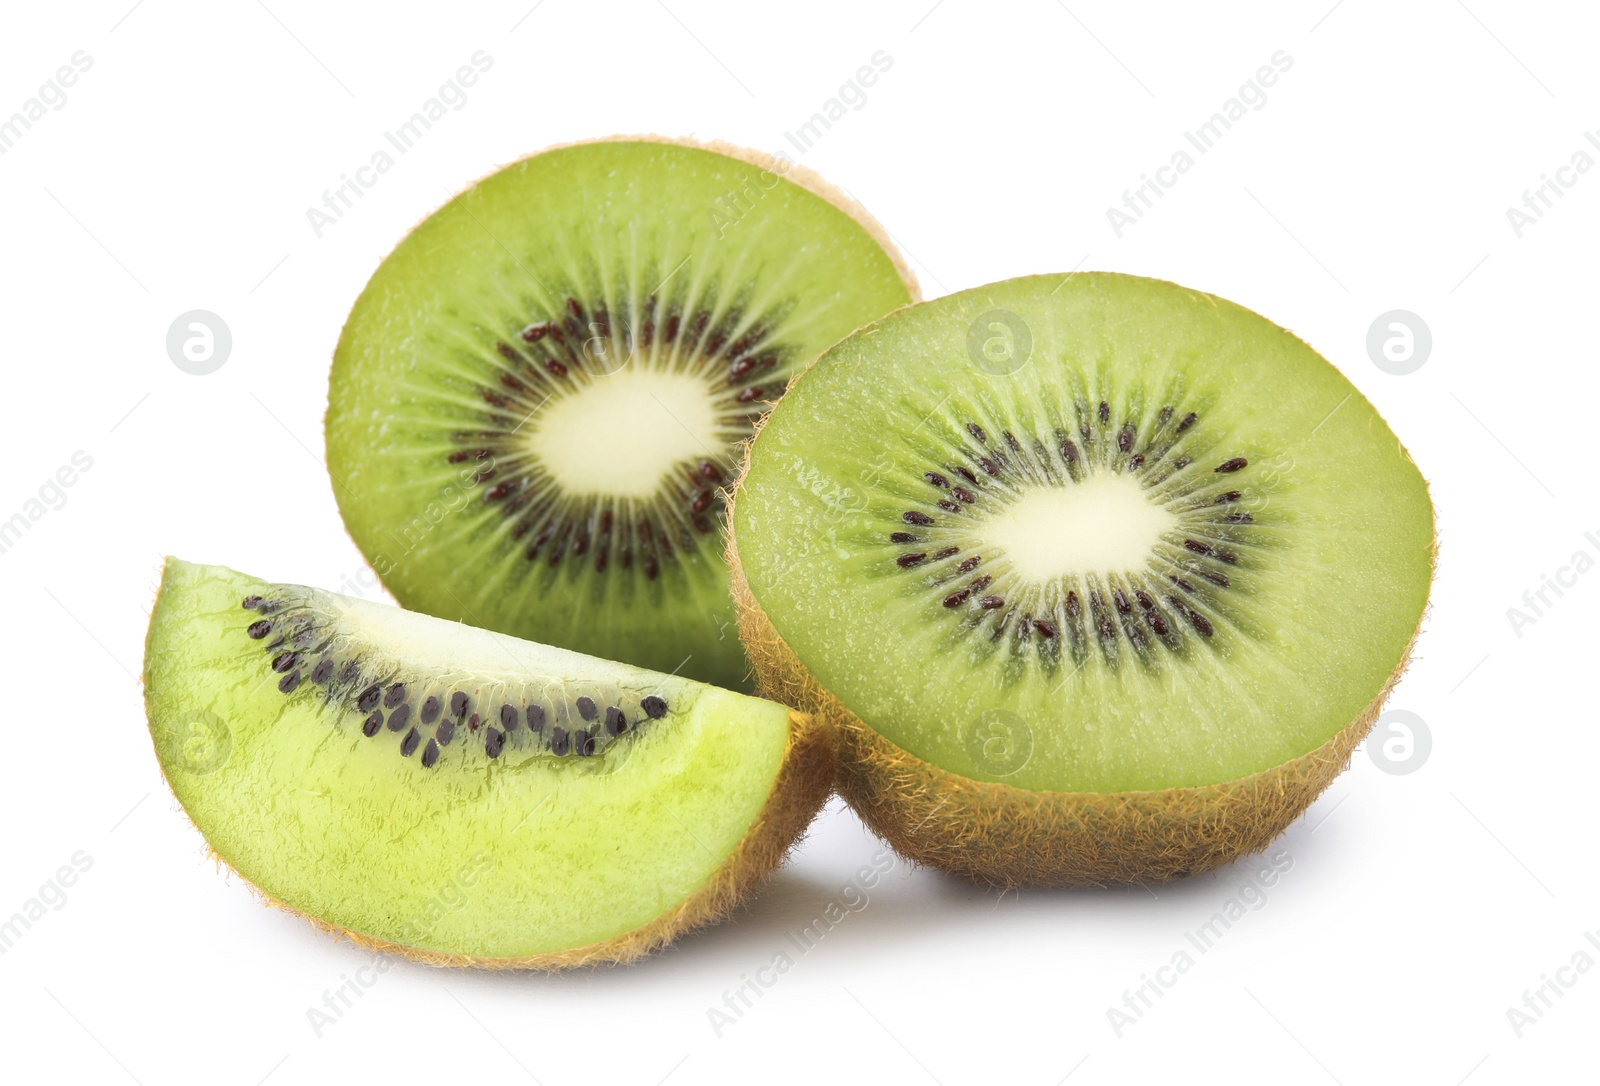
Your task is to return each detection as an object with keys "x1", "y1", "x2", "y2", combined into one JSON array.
[
  {"x1": 326, "y1": 138, "x2": 917, "y2": 691},
  {"x1": 730, "y1": 272, "x2": 1434, "y2": 884},
  {"x1": 142, "y1": 558, "x2": 831, "y2": 967}
]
